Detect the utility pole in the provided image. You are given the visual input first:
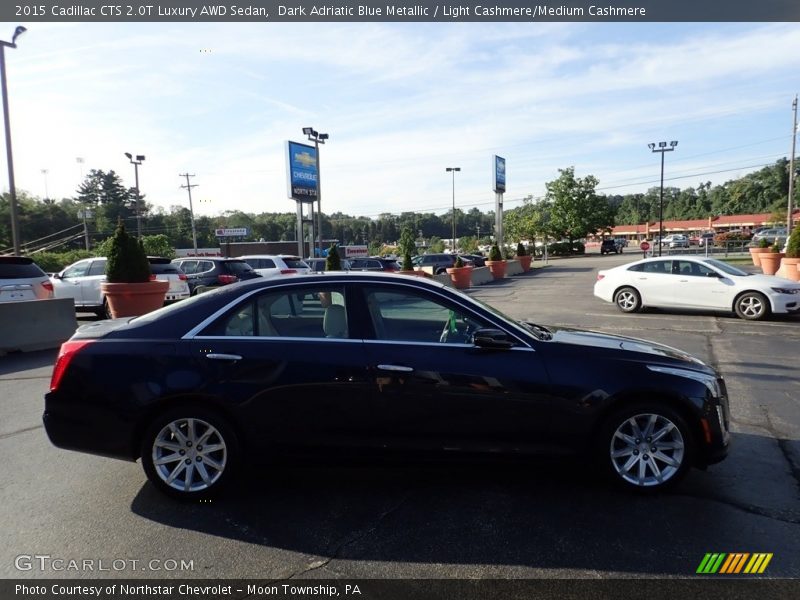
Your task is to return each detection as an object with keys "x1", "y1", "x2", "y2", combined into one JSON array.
[
  {"x1": 788, "y1": 95, "x2": 798, "y2": 237},
  {"x1": 179, "y1": 173, "x2": 199, "y2": 255}
]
